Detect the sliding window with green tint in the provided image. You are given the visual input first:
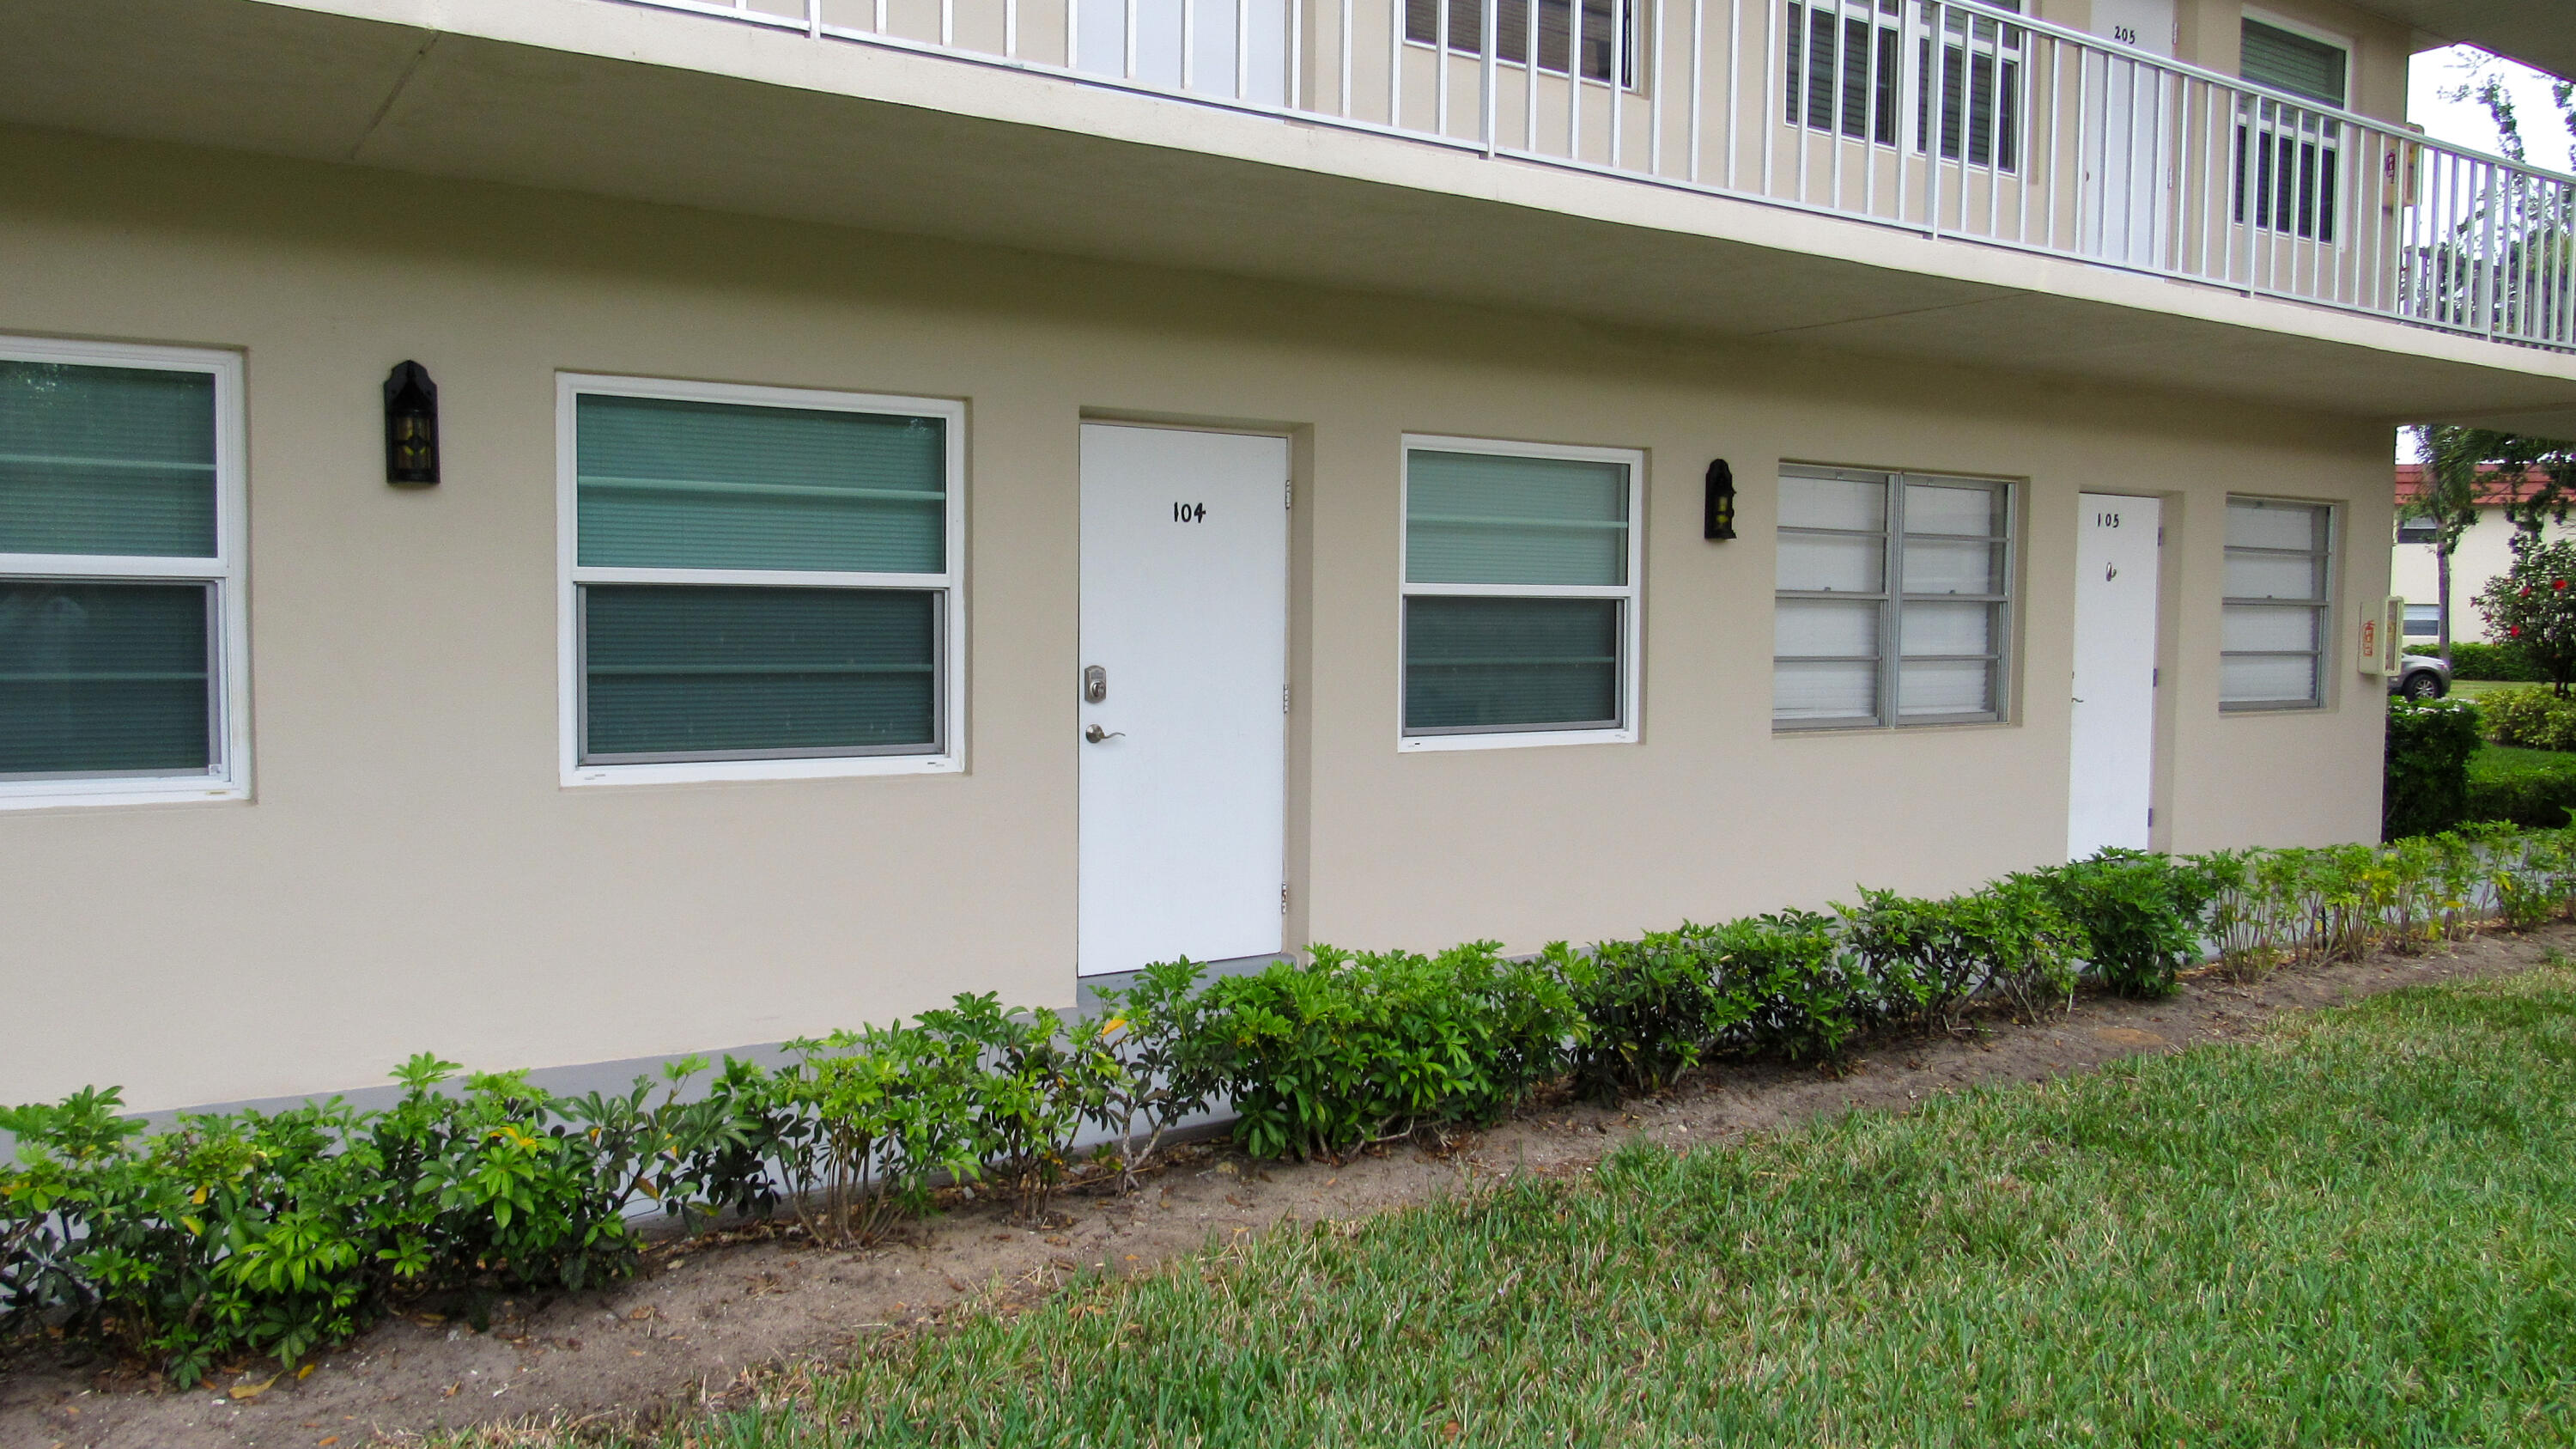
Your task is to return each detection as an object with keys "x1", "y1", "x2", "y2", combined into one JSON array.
[
  {"x1": 1400, "y1": 442, "x2": 1637, "y2": 739},
  {"x1": 1, "y1": 353, "x2": 228, "y2": 786},
  {"x1": 568, "y1": 386, "x2": 957, "y2": 767}
]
